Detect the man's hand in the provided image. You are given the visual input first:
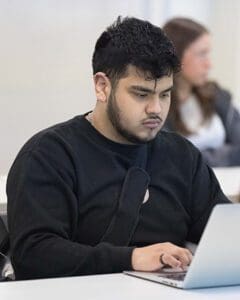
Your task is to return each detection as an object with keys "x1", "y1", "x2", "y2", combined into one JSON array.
[{"x1": 131, "y1": 242, "x2": 193, "y2": 271}]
